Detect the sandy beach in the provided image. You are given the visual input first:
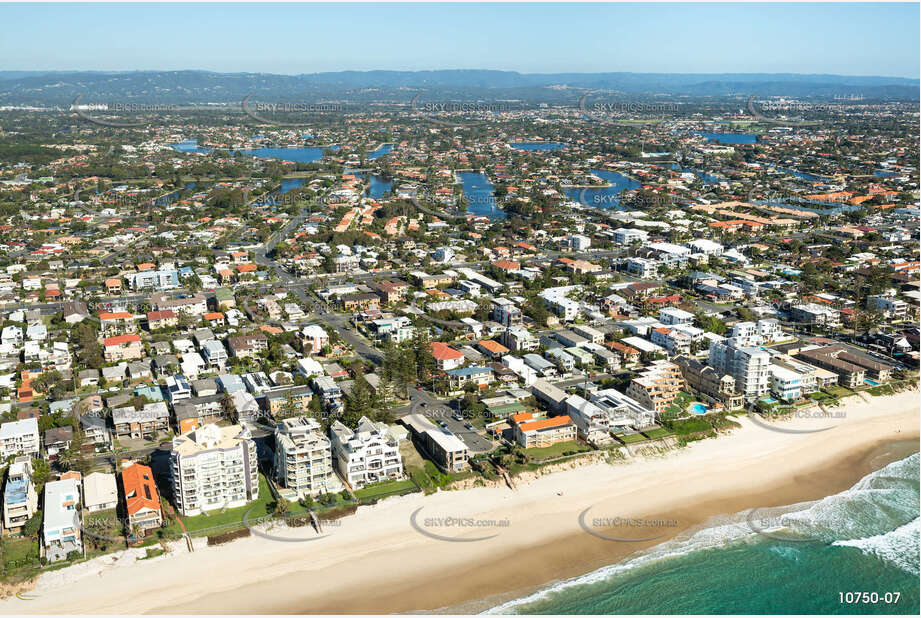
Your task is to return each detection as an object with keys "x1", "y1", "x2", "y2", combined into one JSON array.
[{"x1": 3, "y1": 390, "x2": 918, "y2": 615}]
